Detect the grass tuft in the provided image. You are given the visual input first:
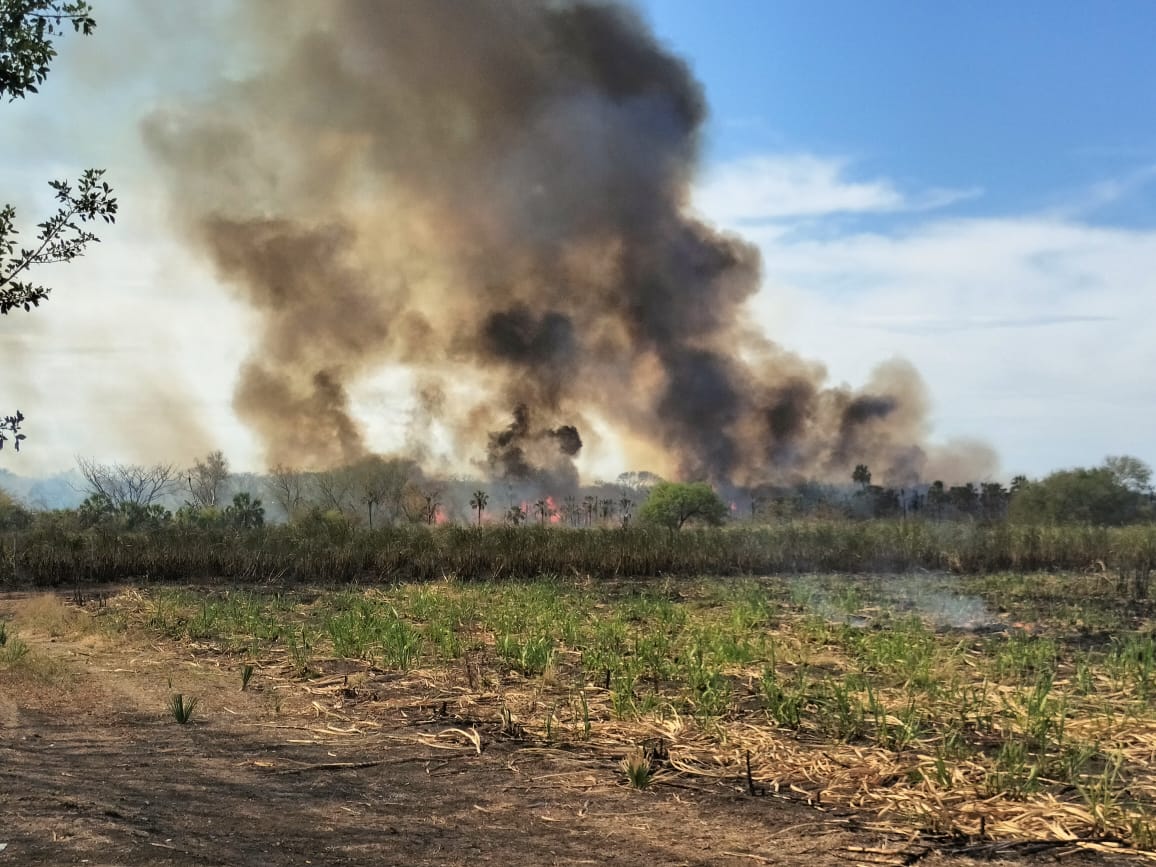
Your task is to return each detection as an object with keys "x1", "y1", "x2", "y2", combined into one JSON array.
[
  {"x1": 619, "y1": 748, "x2": 653, "y2": 790},
  {"x1": 169, "y1": 693, "x2": 199, "y2": 724}
]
